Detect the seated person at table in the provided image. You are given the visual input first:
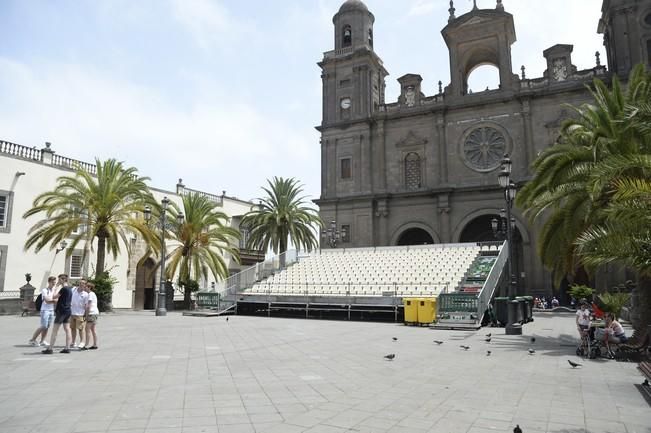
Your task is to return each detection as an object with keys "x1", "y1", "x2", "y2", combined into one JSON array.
[{"x1": 599, "y1": 313, "x2": 627, "y2": 357}]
